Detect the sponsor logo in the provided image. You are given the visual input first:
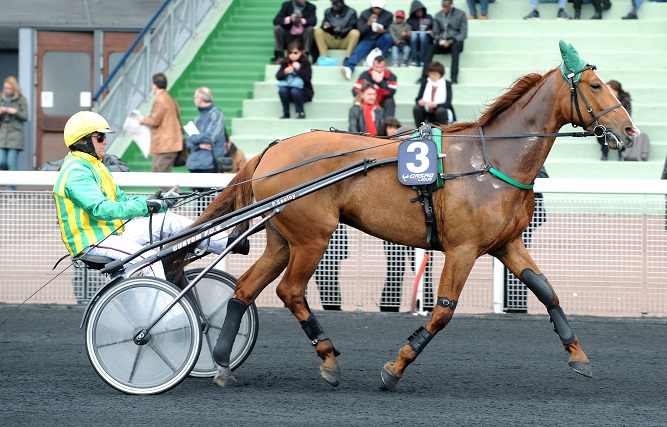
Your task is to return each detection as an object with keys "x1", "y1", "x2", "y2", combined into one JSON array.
[
  {"x1": 172, "y1": 224, "x2": 223, "y2": 251},
  {"x1": 270, "y1": 193, "x2": 296, "y2": 207},
  {"x1": 401, "y1": 172, "x2": 435, "y2": 183}
]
